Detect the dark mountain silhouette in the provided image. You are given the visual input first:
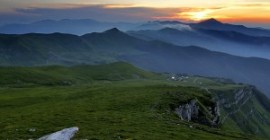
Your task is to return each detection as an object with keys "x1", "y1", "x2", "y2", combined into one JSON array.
[
  {"x1": 197, "y1": 18, "x2": 223, "y2": 26},
  {"x1": 191, "y1": 18, "x2": 270, "y2": 36}
]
